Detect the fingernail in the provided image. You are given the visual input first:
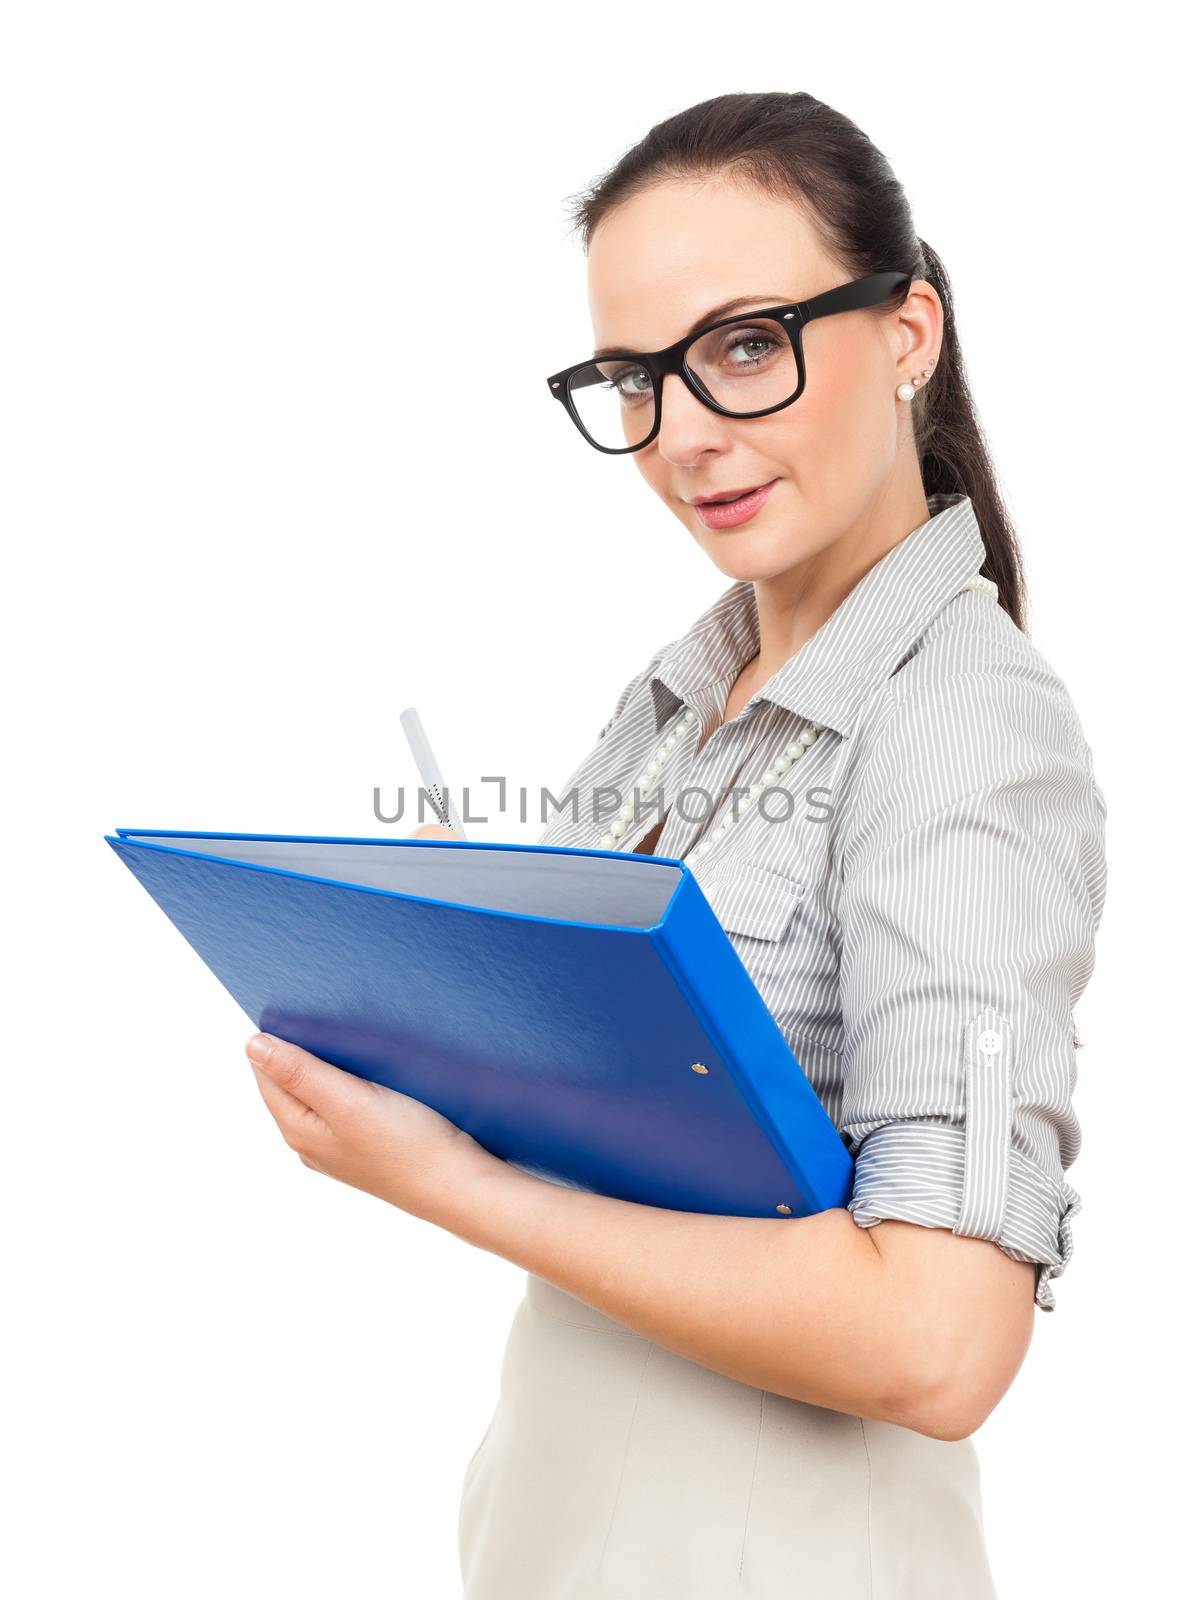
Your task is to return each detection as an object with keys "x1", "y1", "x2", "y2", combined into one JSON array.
[{"x1": 246, "y1": 1032, "x2": 273, "y2": 1063}]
